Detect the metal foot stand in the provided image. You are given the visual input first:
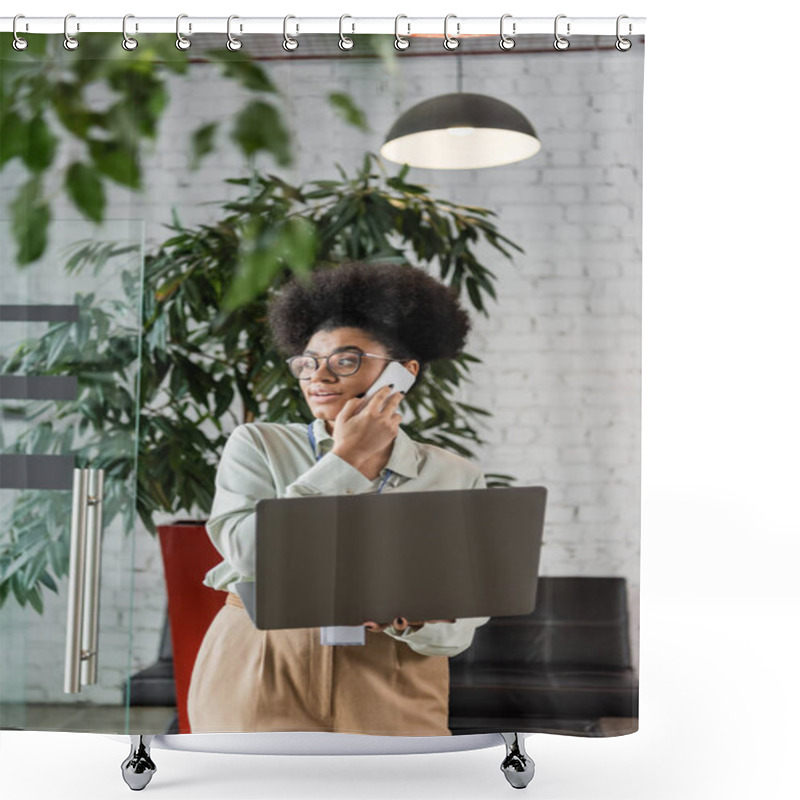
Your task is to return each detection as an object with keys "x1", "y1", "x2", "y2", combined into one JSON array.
[
  {"x1": 121, "y1": 735, "x2": 157, "y2": 791},
  {"x1": 500, "y1": 732, "x2": 535, "y2": 789}
]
